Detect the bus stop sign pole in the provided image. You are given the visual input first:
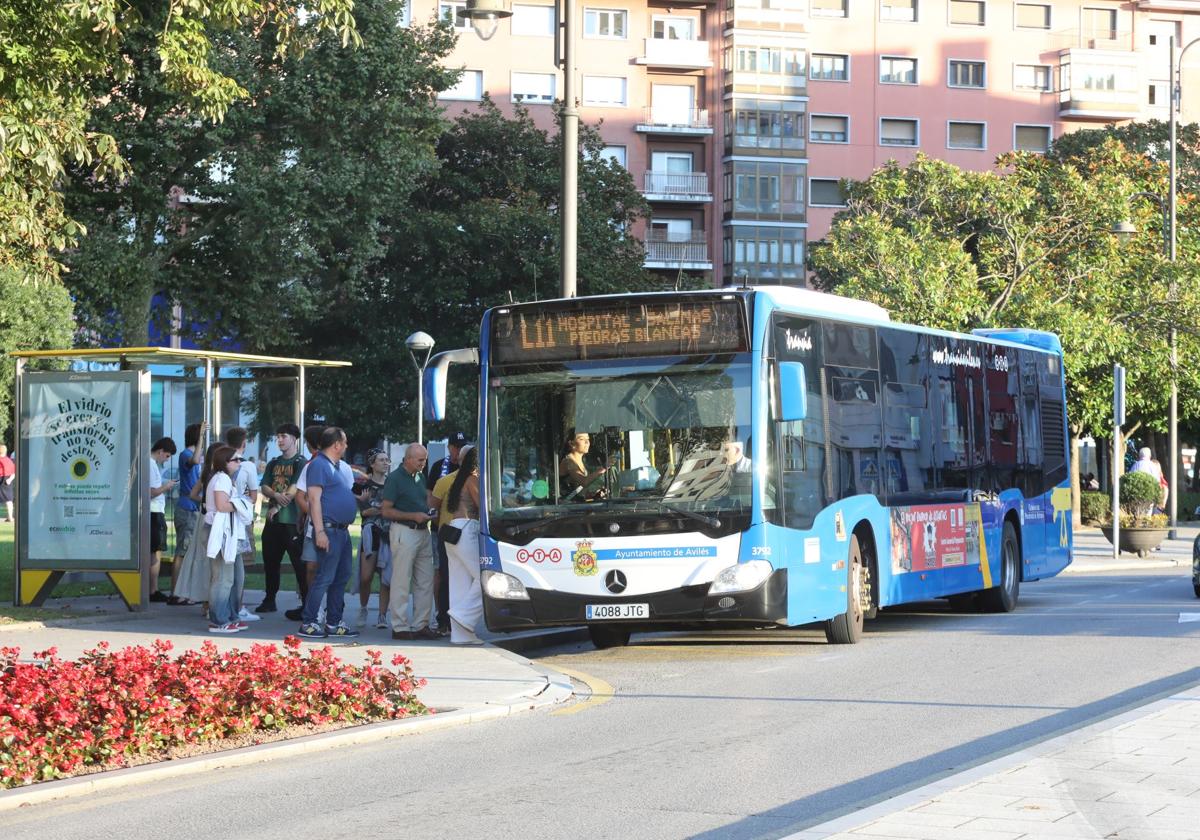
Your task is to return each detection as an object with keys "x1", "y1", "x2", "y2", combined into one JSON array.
[{"x1": 1113, "y1": 364, "x2": 1125, "y2": 561}]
